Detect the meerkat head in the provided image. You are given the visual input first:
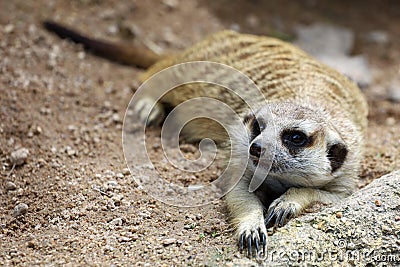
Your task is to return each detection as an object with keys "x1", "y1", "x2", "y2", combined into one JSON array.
[{"x1": 237, "y1": 102, "x2": 349, "y2": 190}]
